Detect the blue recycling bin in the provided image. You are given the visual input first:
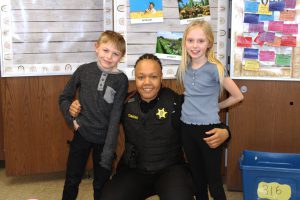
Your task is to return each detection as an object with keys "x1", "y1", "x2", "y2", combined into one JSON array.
[{"x1": 240, "y1": 150, "x2": 300, "y2": 200}]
